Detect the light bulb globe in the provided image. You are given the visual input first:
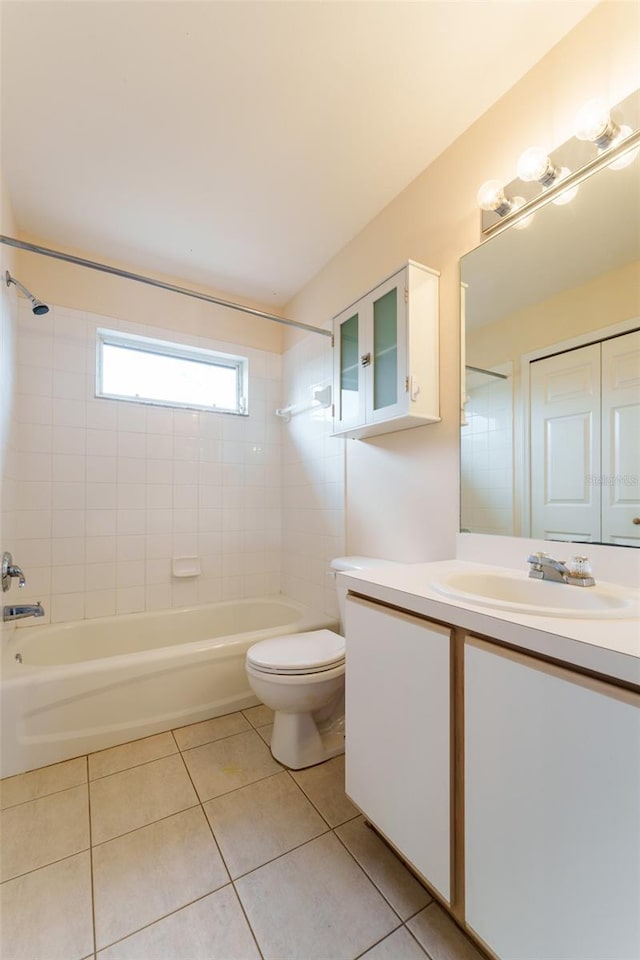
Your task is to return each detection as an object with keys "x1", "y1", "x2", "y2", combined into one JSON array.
[
  {"x1": 477, "y1": 180, "x2": 507, "y2": 212},
  {"x1": 517, "y1": 146, "x2": 551, "y2": 183},
  {"x1": 575, "y1": 98, "x2": 611, "y2": 142}
]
